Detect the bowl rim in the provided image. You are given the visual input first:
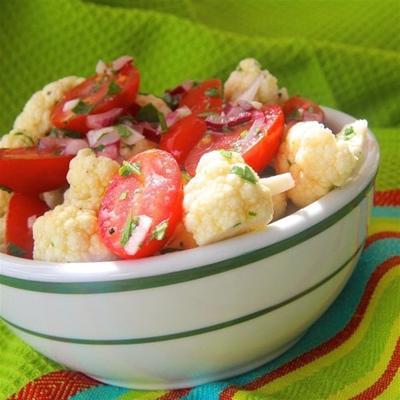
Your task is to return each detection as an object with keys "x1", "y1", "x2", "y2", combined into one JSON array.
[{"x1": 0, "y1": 107, "x2": 380, "y2": 290}]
